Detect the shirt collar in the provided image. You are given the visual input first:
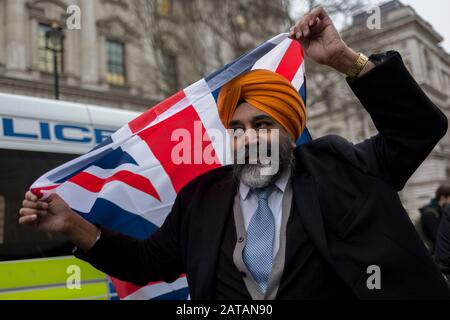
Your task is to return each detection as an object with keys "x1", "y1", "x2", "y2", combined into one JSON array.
[{"x1": 239, "y1": 169, "x2": 291, "y2": 200}]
